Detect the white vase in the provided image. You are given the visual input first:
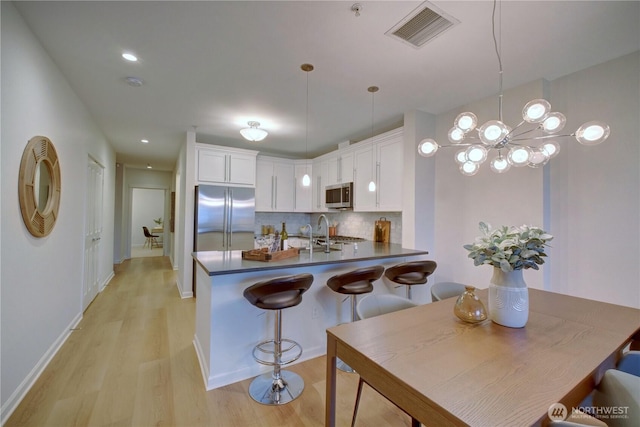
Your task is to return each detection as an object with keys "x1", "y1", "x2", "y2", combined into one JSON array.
[{"x1": 488, "y1": 267, "x2": 529, "y2": 328}]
